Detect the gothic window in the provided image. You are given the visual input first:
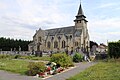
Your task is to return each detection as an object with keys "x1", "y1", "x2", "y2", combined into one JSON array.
[
  {"x1": 54, "y1": 41, "x2": 58, "y2": 48},
  {"x1": 75, "y1": 42, "x2": 78, "y2": 46},
  {"x1": 51, "y1": 37, "x2": 54, "y2": 41},
  {"x1": 62, "y1": 40, "x2": 66, "y2": 48},
  {"x1": 75, "y1": 31, "x2": 81, "y2": 37},
  {"x1": 47, "y1": 41, "x2": 51, "y2": 48},
  {"x1": 38, "y1": 37, "x2": 42, "y2": 42}
]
